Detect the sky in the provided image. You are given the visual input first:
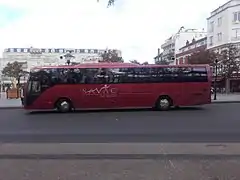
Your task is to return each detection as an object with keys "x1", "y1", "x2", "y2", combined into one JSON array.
[{"x1": 0, "y1": 0, "x2": 229, "y2": 63}]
